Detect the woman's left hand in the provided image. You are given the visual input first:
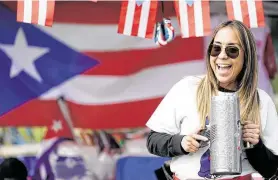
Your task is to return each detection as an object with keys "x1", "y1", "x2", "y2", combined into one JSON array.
[{"x1": 242, "y1": 121, "x2": 260, "y2": 145}]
